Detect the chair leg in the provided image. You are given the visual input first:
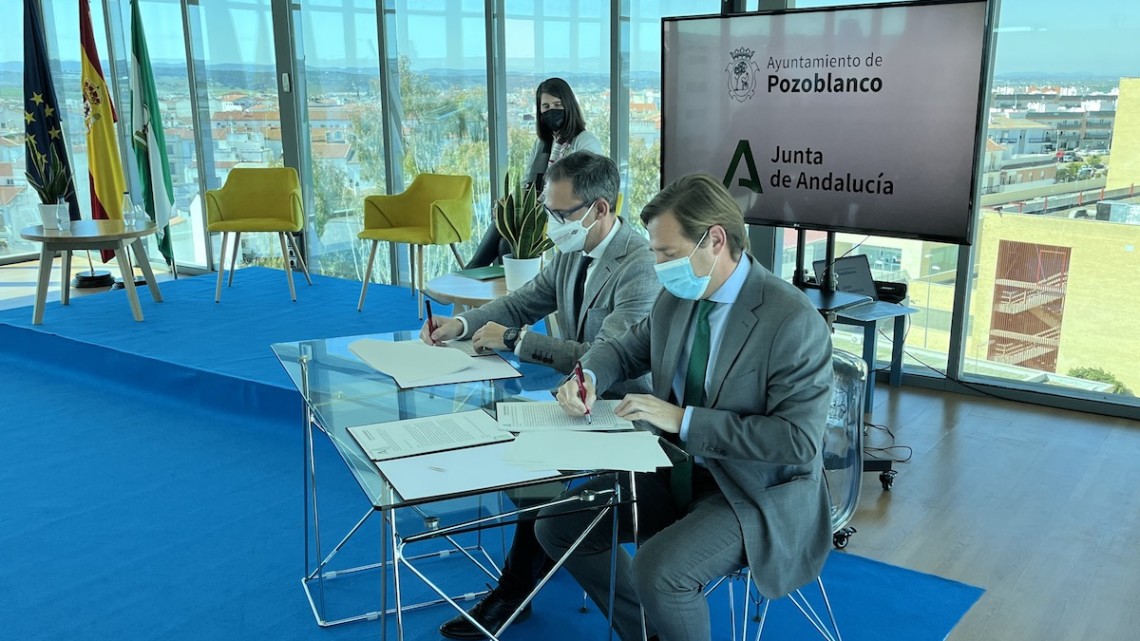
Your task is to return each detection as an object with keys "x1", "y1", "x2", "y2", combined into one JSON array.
[
  {"x1": 215, "y1": 232, "x2": 229, "y2": 303},
  {"x1": 408, "y1": 244, "x2": 416, "y2": 297},
  {"x1": 278, "y1": 232, "x2": 298, "y2": 302},
  {"x1": 417, "y1": 244, "x2": 425, "y2": 320},
  {"x1": 390, "y1": 241, "x2": 400, "y2": 286},
  {"x1": 358, "y1": 239, "x2": 379, "y2": 312},
  {"x1": 227, "y1": 231, "x2": 241, "y2": 287},
  {"x1": 449, "y1": 243, "x2": 464, "y2": 268},
  {"x1": 288, "y1": 232, "x2": 313, "y2": 285}
]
